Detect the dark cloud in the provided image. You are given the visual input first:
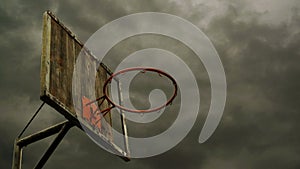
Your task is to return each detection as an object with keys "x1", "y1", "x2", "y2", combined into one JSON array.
[
  {"x1": 0, "y1": 0, "x2": 52, "y2": 98},
  {"x1": 1, "y1": 0, "x2": 299, "y2": 169},
  {"x1": 198, "y1": 3, "x2": 300, "y2": 168}
]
